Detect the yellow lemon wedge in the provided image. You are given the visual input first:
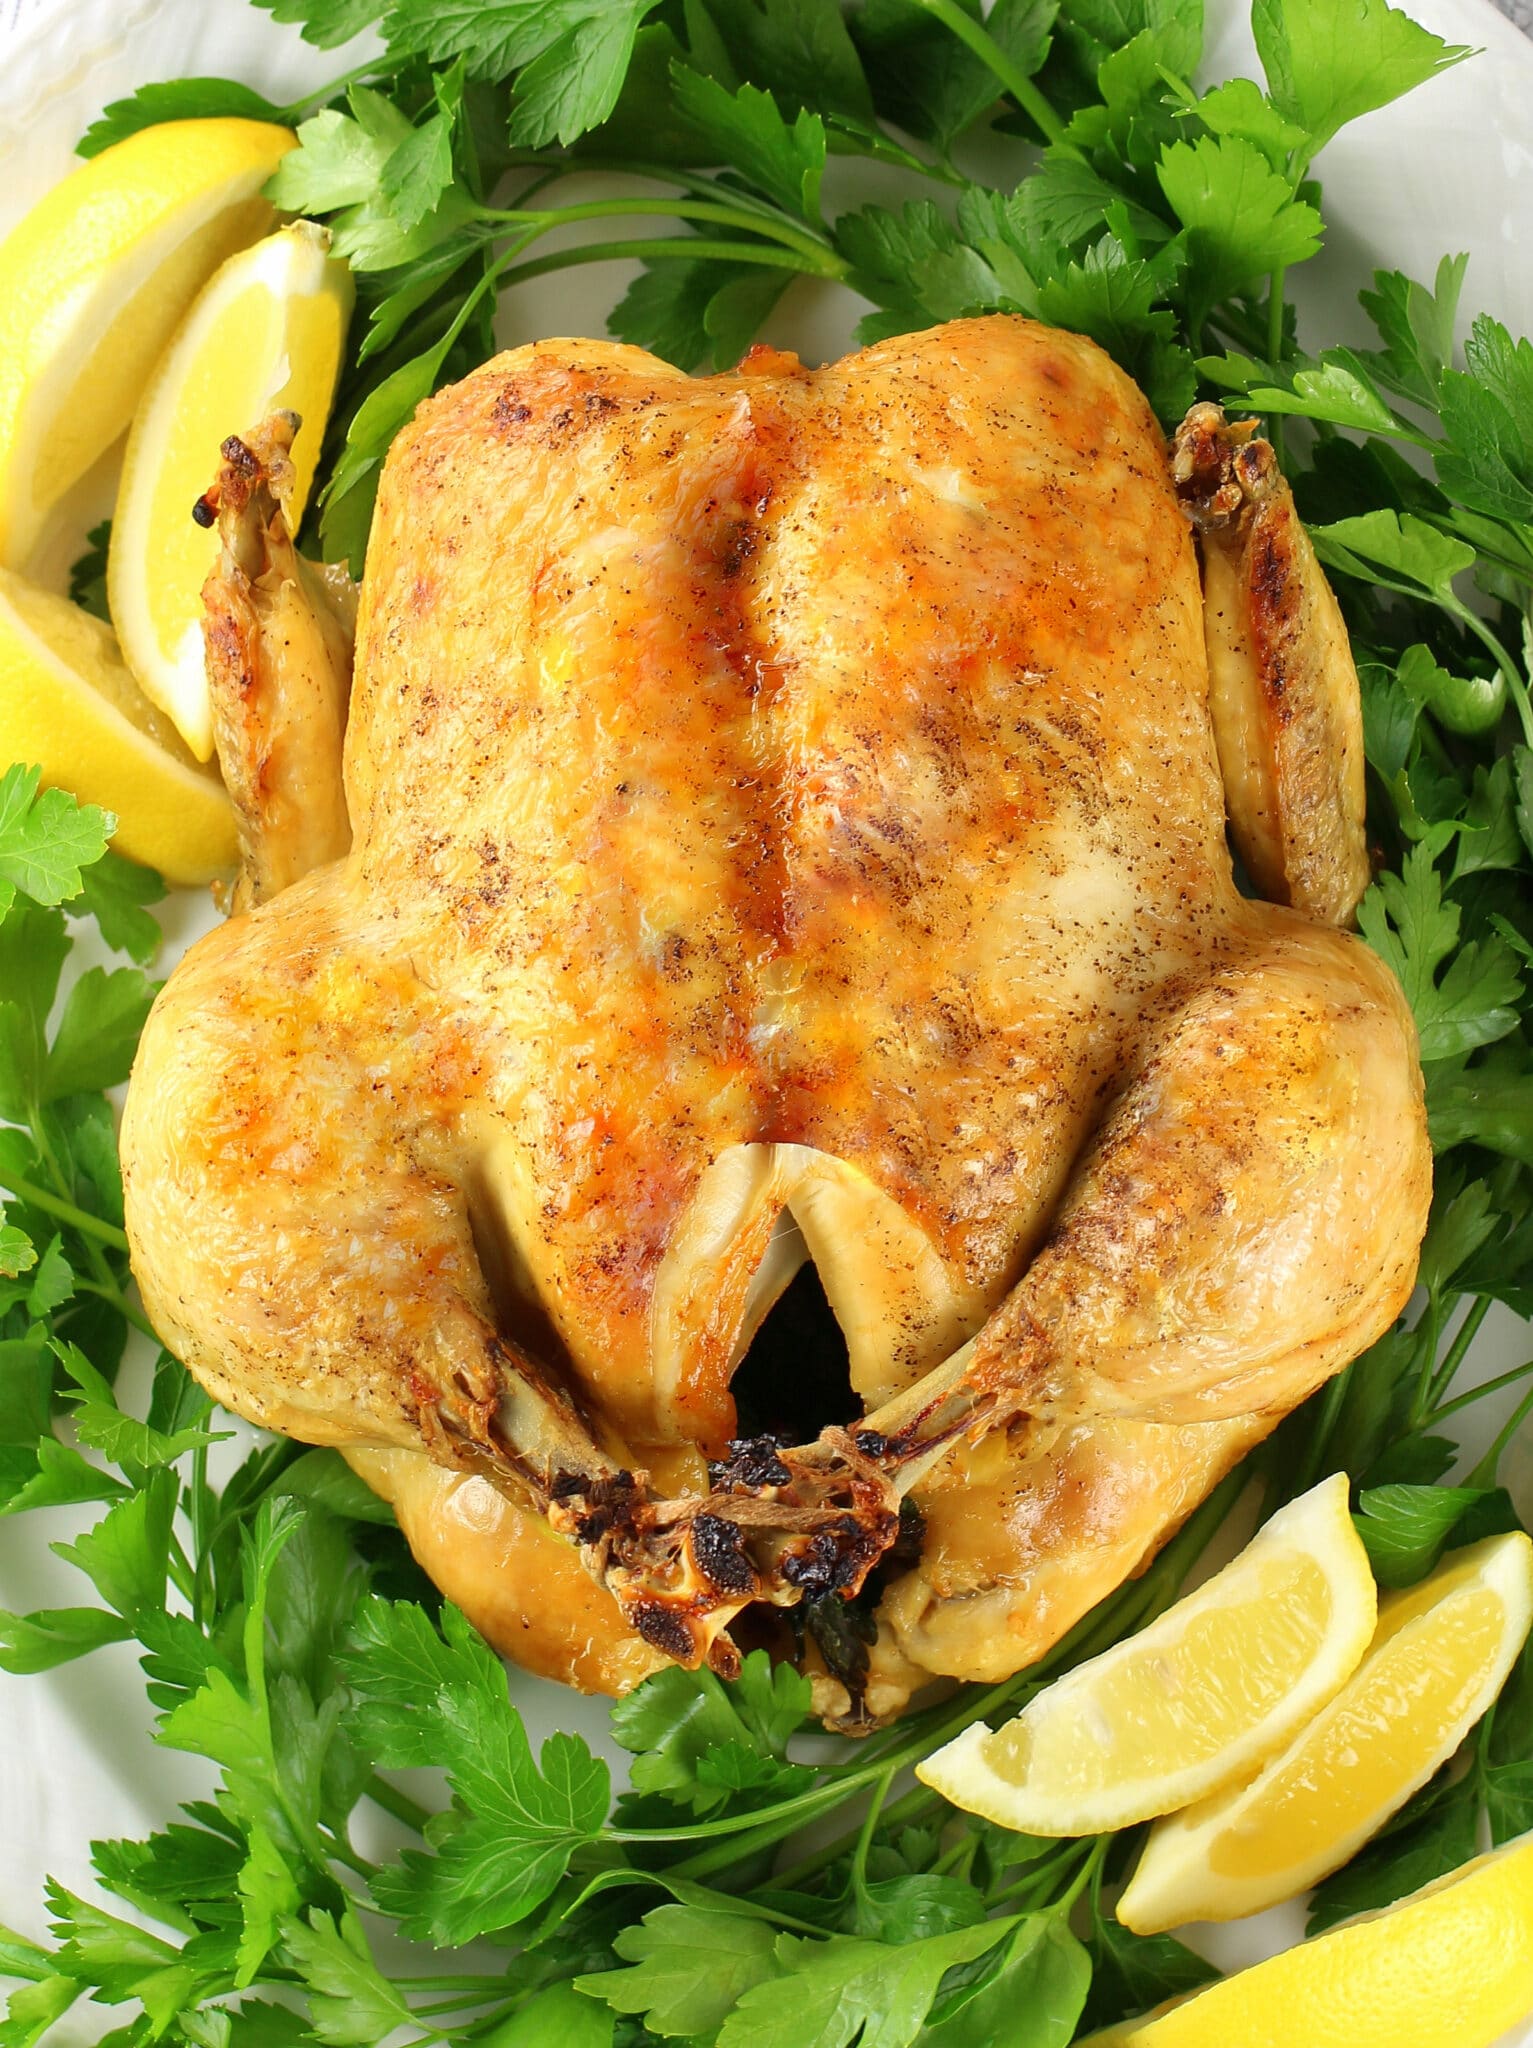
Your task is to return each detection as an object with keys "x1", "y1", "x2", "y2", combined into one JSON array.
[
  {"x1": 0, "y1": 118, "x2": 296, "y2": 570},
  {"x1": 108, "y1": 220, "x2": 353, "y2": 761},
  {"x1": 1118, "y1": 1529, "x2": 1533, "y2": 1933},
  {"x1": 916, "y1": 1474, "x2": 1375, "y2": 1836},
  {"x1": 0, "y1": 565, "x2": 235, "y2": 884},
  {"x1": 1082, "y1": 1827, "x2": 1533, "y2": 2048}
]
